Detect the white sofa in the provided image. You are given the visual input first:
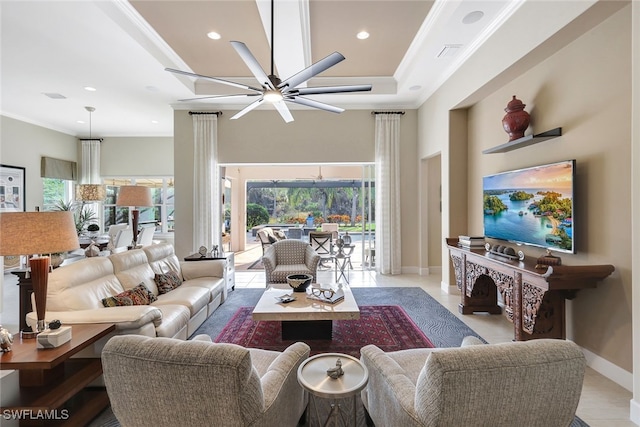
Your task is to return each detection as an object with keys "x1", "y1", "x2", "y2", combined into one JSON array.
[{"x1": 26, "y1": 243, "x2": 227, "y2": 345}]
